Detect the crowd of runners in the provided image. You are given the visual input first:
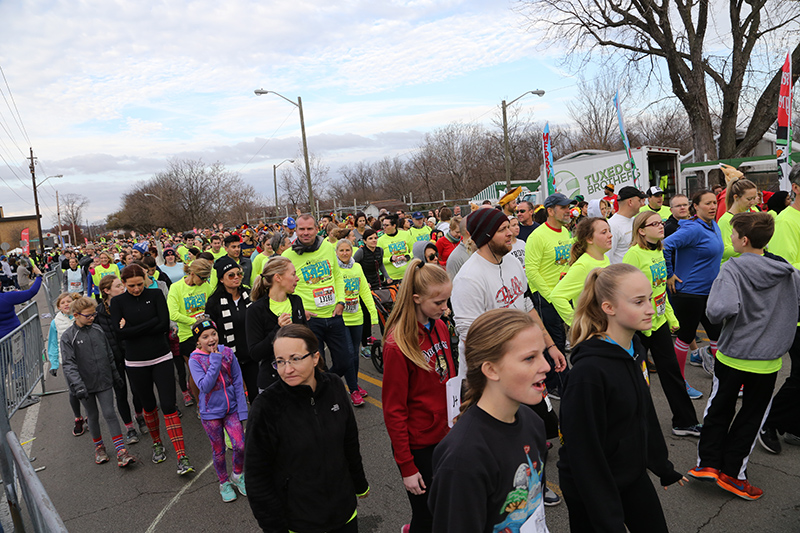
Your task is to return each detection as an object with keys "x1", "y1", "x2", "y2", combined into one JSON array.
[{"x1": 2, "y1": 161, "x2": 800, "y2": 532}]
